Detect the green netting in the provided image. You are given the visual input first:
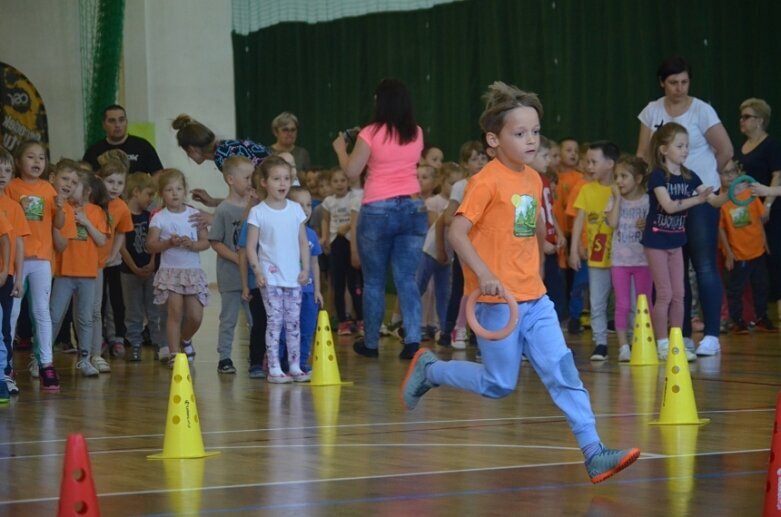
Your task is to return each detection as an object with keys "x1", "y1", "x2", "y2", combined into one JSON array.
[{"x1": 79, "y1": 0, "x2": 125, "y2": 148}]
